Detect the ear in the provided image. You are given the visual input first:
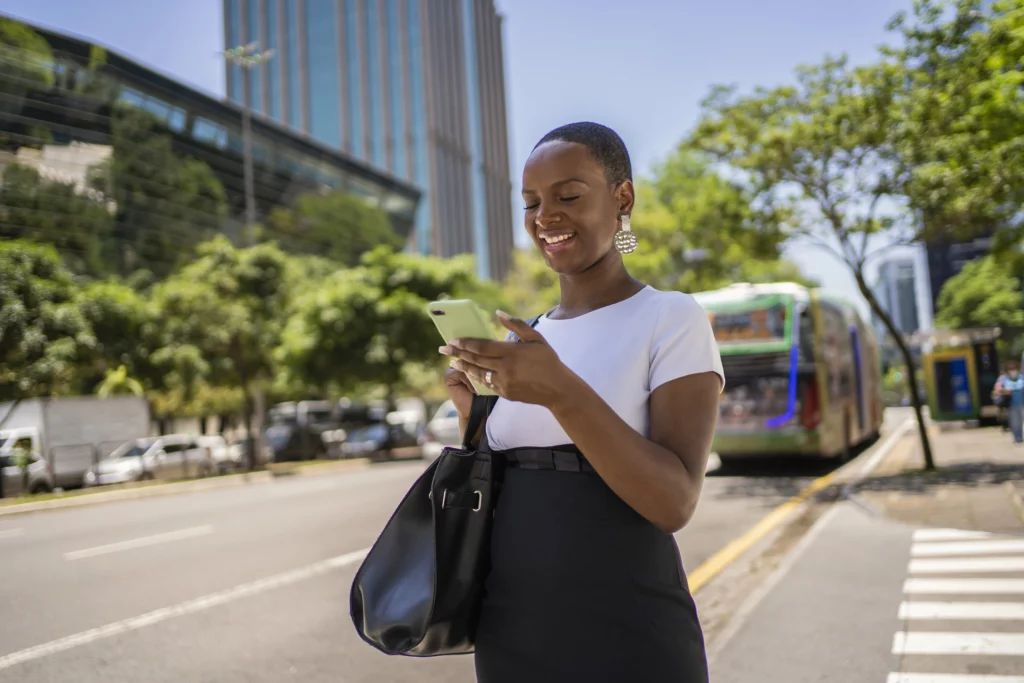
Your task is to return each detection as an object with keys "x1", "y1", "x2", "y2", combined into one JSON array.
[{"x1": 615, "y1": 180, "x2": 635, "y2": 216}]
